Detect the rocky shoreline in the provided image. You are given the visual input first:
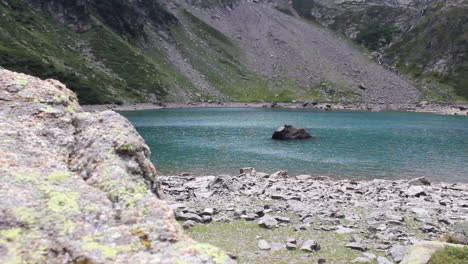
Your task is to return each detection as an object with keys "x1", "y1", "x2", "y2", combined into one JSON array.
[
  {"x1": 161, "y1": 169, "x2": 468, "y2": 263},
  {"x1": 82, "y1": 101, "x2": 468, "y2": 116}
]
